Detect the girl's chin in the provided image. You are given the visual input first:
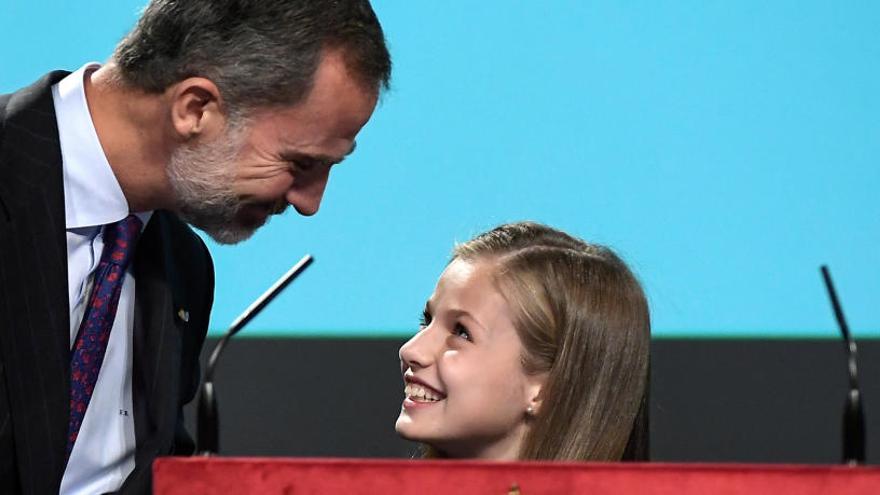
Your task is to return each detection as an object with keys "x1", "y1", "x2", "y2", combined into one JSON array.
[{"x1": 394, "y1": 414, "x2": 430, "y2": 442}]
